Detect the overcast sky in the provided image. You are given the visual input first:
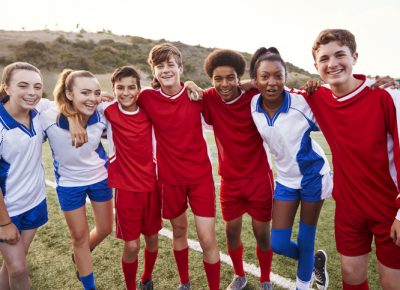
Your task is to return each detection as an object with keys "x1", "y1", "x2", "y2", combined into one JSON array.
[{"x1": 3, "y1": 0, "x2": 399, "y2": 77}]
